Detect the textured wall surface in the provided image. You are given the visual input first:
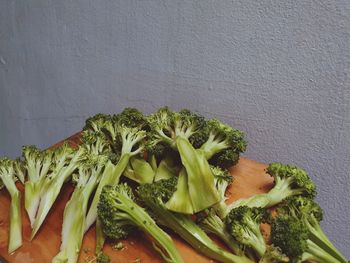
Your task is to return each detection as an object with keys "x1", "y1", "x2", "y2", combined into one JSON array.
[{"x1": 1, "y1": 0, "x2": 349, "y2": 257}]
